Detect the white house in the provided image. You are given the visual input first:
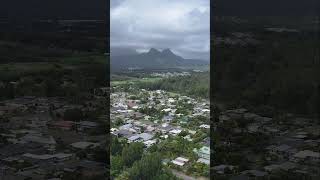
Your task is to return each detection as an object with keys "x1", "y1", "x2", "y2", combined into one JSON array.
[
  {"x1": 171, "y1": 157, "x2": 189, "y2": 166},
  {"x1": 199, "y1": 124, "x2": 210, "y2": 129},
  {"x1": 144, "y1": 139, "x2": 157, "y2": 147},
  {"x1": 169, "y1": 129, "x2": 182, "y2": 136}
]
